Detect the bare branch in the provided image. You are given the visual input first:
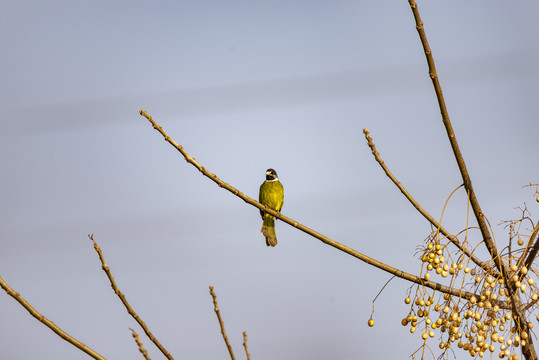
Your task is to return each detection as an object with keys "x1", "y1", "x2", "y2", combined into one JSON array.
[
  {"x1": 242, "y1": 331, "x2": 251, "y2": 360},
  {"x1": 362, "y1": 128, "x2": 493, "y2": 274},
  {"x1": 408, "y1": 0, "x2": 511, "y2": 294},
  {"x1": 408, "y1": 0, "x2": 499, "y2": 271},
  {"x1": 139, "y1": 110, "x2": 504, "y2": 306},
  {"x1": 130, "y1": 328, "x2": 152, "y2": 360},
  {"x1": 88, "y1": 234, "x2": 174, "y2": 360},
  {"x1": 209, "y1": 286, "x2": 236, "y2": 360},
  {"x1": 0, "y1": 275, "x2": 106, "y2": 360}
]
